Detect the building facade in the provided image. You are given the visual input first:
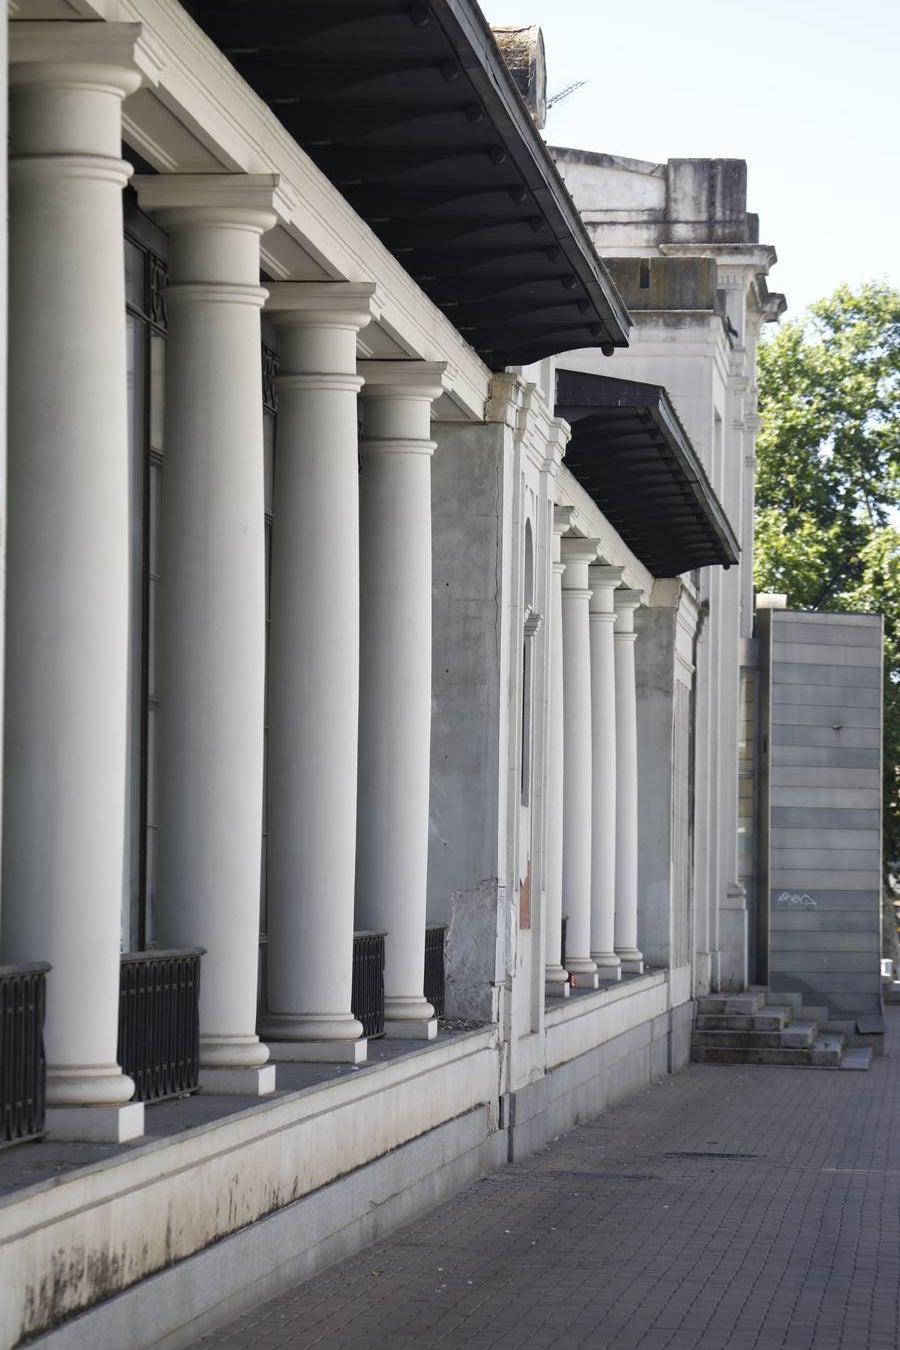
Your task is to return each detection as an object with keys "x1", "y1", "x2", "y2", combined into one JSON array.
[{"x1": 0, "y1": 6, "x2": 789, "y2": 1348}]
